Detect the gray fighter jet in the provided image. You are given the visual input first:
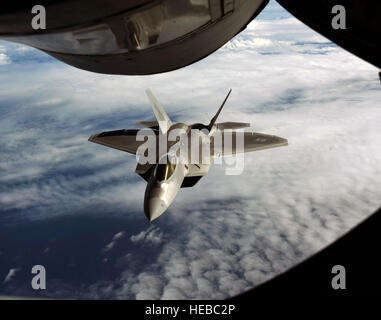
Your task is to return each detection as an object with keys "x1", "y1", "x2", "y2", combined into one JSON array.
[{"x1": 89, "y1": 89, "x2": 287, "y2": 221}]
